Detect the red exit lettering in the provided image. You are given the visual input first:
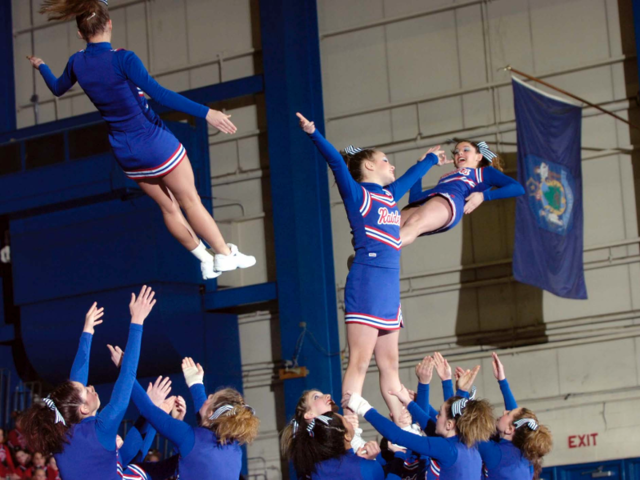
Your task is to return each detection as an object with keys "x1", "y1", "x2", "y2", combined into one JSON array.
[{"x1": 568, "y1": 433, "x2": 598, "y2": 449}]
